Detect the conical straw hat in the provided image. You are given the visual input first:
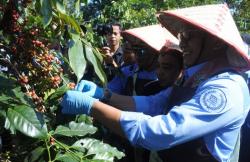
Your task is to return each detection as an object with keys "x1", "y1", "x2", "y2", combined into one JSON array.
[
  {"x1": 157, "y1": 3, "x2": 250, "y2": 69},
  {"x1": 122, "y1": 24, "x2": 179, "y2": 52}
]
